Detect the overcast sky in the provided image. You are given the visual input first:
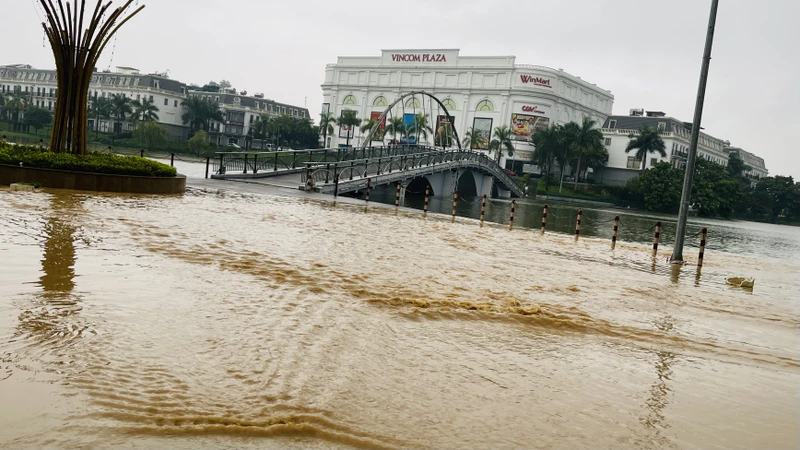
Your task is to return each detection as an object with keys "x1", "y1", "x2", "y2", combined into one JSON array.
[{"x1": 8, "y1": 0, "x2": 799, "y2": 178}]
